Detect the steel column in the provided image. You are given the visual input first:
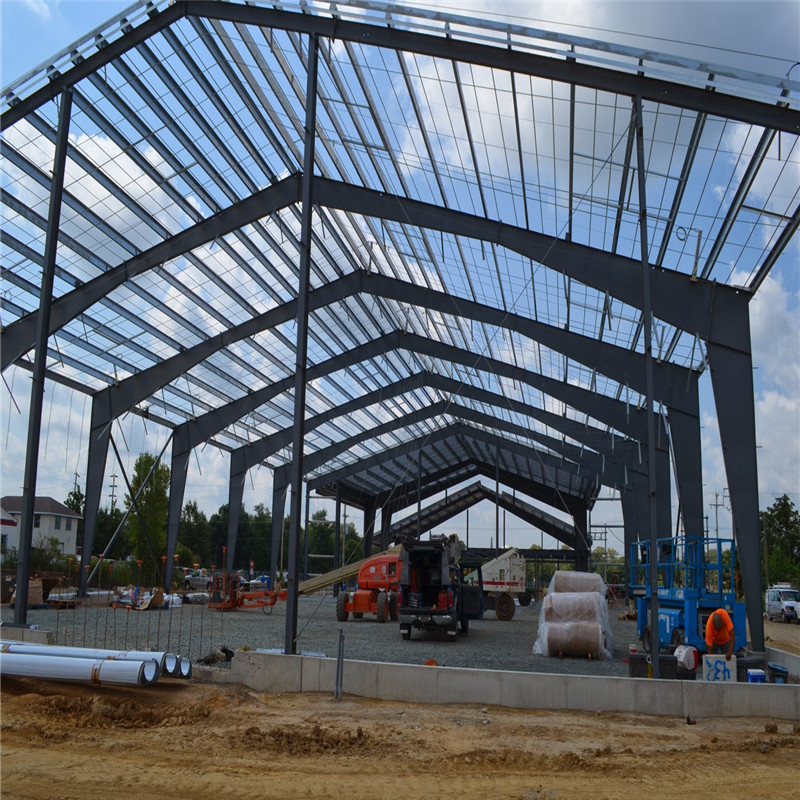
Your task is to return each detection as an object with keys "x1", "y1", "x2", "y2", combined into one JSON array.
[
  {"x1": 634, "y1": 94, "x2": 660, "y2": 676},
  {"x1": 707, "y1": 336, "x2": 764, "y2": 651},
  {"x1": 14, "y1": 89, "x2": 73, "y2": 623},
  {"x1": 285, "y1": 34, "x2": 318, "y2": 655},
  {"x1": 164, "y1": 446, "x2": 191, "y2": 589}
]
